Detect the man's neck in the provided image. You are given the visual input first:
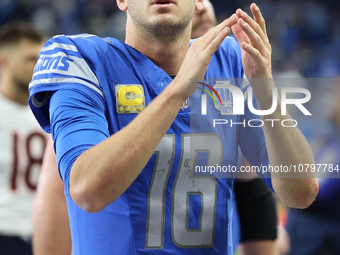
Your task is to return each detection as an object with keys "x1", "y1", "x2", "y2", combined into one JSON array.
[
  {"x1": 0, "y1": 75, "x2": 29, "y2": 105},
  {"x1": 125, "y1": 20, "x2": 191, "y2": 76}
]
